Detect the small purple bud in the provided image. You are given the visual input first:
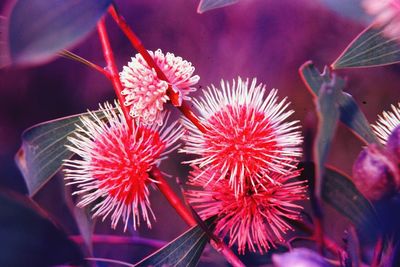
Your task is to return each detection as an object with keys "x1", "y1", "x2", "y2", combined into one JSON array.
[
  {"x1": 387, "y1": 125, "x2": 400, "y2": 161},
  {"x1": 272, "y1": 248, "x2": 331, "y2": 267},
  {"x1": 352, "y1": 144, "x2": 400, "y2": 201}
]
